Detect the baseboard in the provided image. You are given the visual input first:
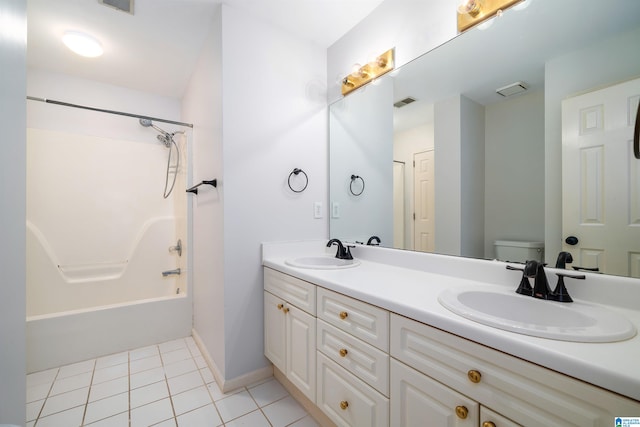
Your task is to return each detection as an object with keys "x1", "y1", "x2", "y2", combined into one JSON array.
[
  {"x1": 191, "y1": 328, "x2": 273, "y2": 393},
  {"x1": 274, "y1": 368, "x2": 337, "y2": 427}
]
